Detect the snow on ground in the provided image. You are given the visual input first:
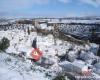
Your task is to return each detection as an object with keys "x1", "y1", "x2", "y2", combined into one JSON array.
[
  {"x1": 0, "y1": 28, "x2": 99, "y2": 80},
  {"x1": 0, "y1": 52, "x2": 51, "y2": 80},
  {"x1": 0, "y1": 30, "x2": 71, "y2": 80}
]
